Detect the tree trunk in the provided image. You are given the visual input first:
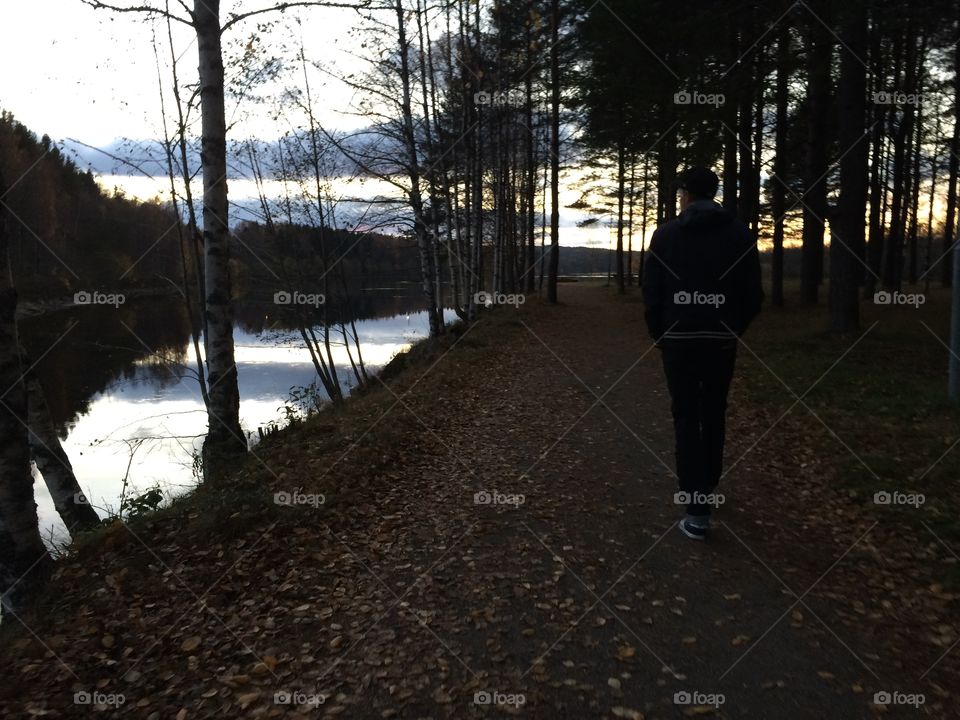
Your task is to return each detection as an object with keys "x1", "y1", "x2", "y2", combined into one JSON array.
[
  {"x1": 801, "y1": 5, "x2": 832, "y2": 305},
  {"x1": 472, "y1": 103, "x2": 484, "y2": 318},
  {"x1": 0, "y1": 172, "x2": 50, "y2": 606},
  {"x1": 831, "y1": 0, "x2": 868, "y2": 332},
  {"x1": 195, "y1": 0, "x2": 246, "y2": 483},
  {"x1": 396, "y1": 0, "x2": 441, "y2": 333},
  {"x1": 164, "y1": 14, "x2": 210, "y2": 406},
  {"x1": 943, "y1": 13, "x2": 960, "y2": 287},
  {"x1": 723, "y1": 24, "x2": 739, "y2": 214},
  {"x1": 907, "y1": 87, "x2": 924, "y2": 284},
  {"x1": 638, "y1": 154, "x2": 650, "y2": 285},
  {"x1": 883, "y1": 24, "x2": 918, "y2": 290},
  {"x1": 925, "y1": 112, "x2": 942, "y2": 294},
  {"x1": 615, "y1": 143, "x2": 626, "y2": 293},
  {"x1": 415, "y1": 0, "x2": 446, "y2": 329},
  {"x1": 737, "y1": 11, "x2": 754, "y2": 227},
  {"x1": 864, "y1": 25, "x2": 886, "y2": 299},
  {"x1": 525, "y1": 33, "x2": 537, "y2": 295},
  {"x1": 626, "y1": 157, "x2": 635, "y2": 286},
  {"x1": 25, "y1": 370, "x2": 101, "y2": 535},
  {"x1": 751, "y1": 47, "x2": 765, "y2": 235},
  {"x1": 771, "y1": 25, "x2": 789, "y2": 307},
  {"x1": 547, "y1": 0, "x2": 560, "y2": 303},
  {"x1": 659, "y1": 117, "x2": 678, "y2": 222}
]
